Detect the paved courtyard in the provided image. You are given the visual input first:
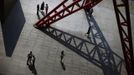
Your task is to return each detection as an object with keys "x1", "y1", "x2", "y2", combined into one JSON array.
[{"x1": 0, "y1": 0, "x2": 134, "y2": 75}]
